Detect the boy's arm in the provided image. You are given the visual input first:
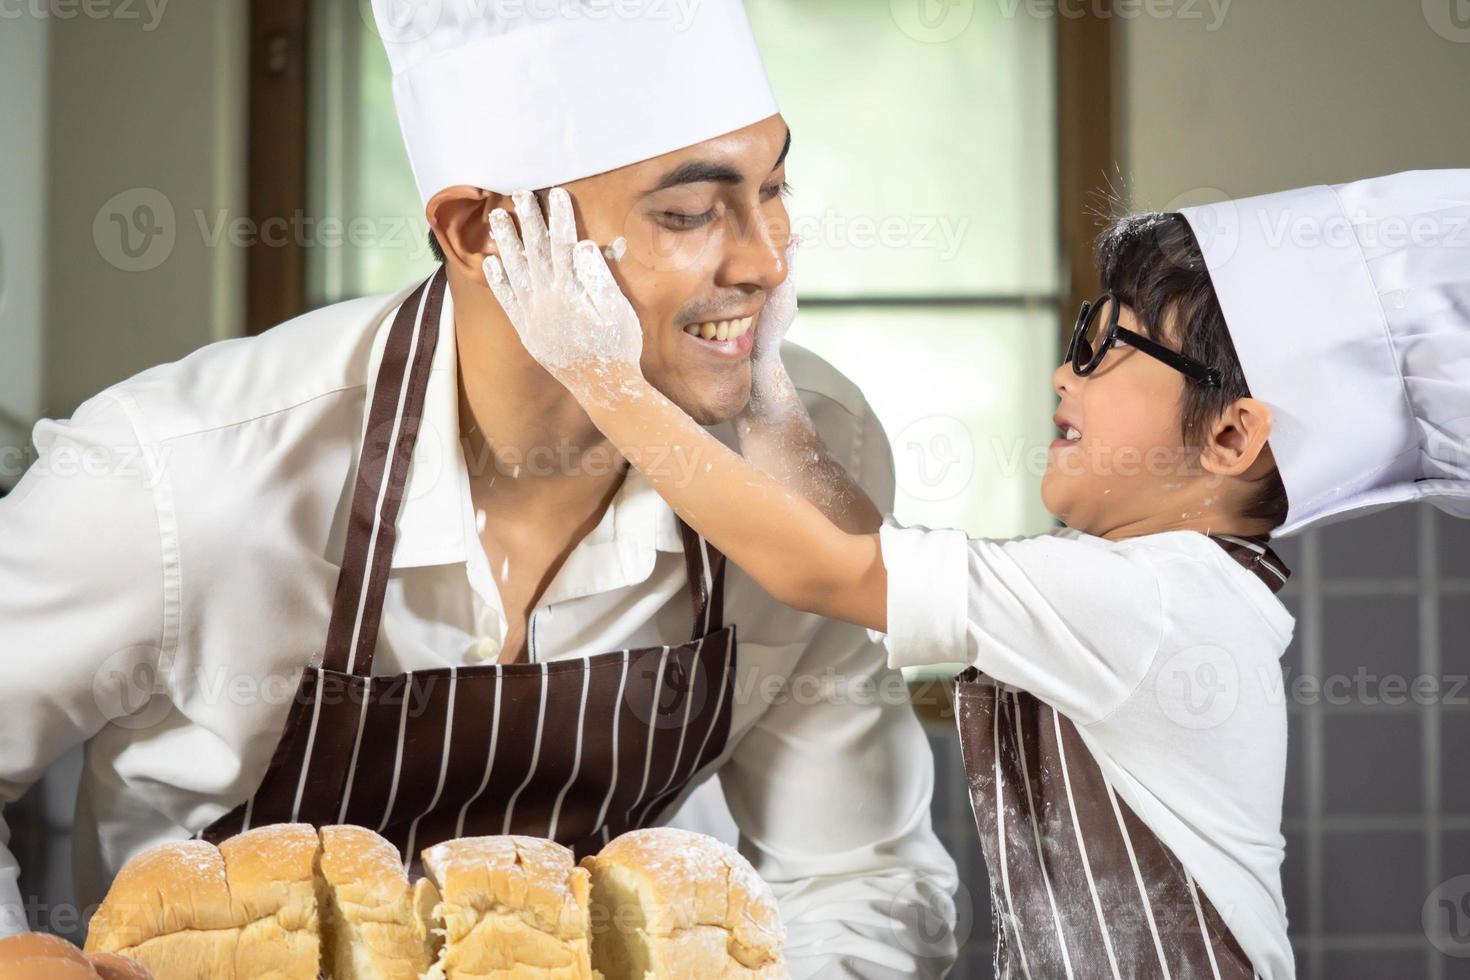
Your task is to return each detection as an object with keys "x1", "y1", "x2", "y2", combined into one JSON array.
[
  {"x1": 579, "y1": 367, "x2": 886, "y2": 632},
  {"x1": 483, "y1": 188, "x2": 886, "y2": 631},
  {"x1": 729, "y1": 241, "x2": 881, "y2": 536}
]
